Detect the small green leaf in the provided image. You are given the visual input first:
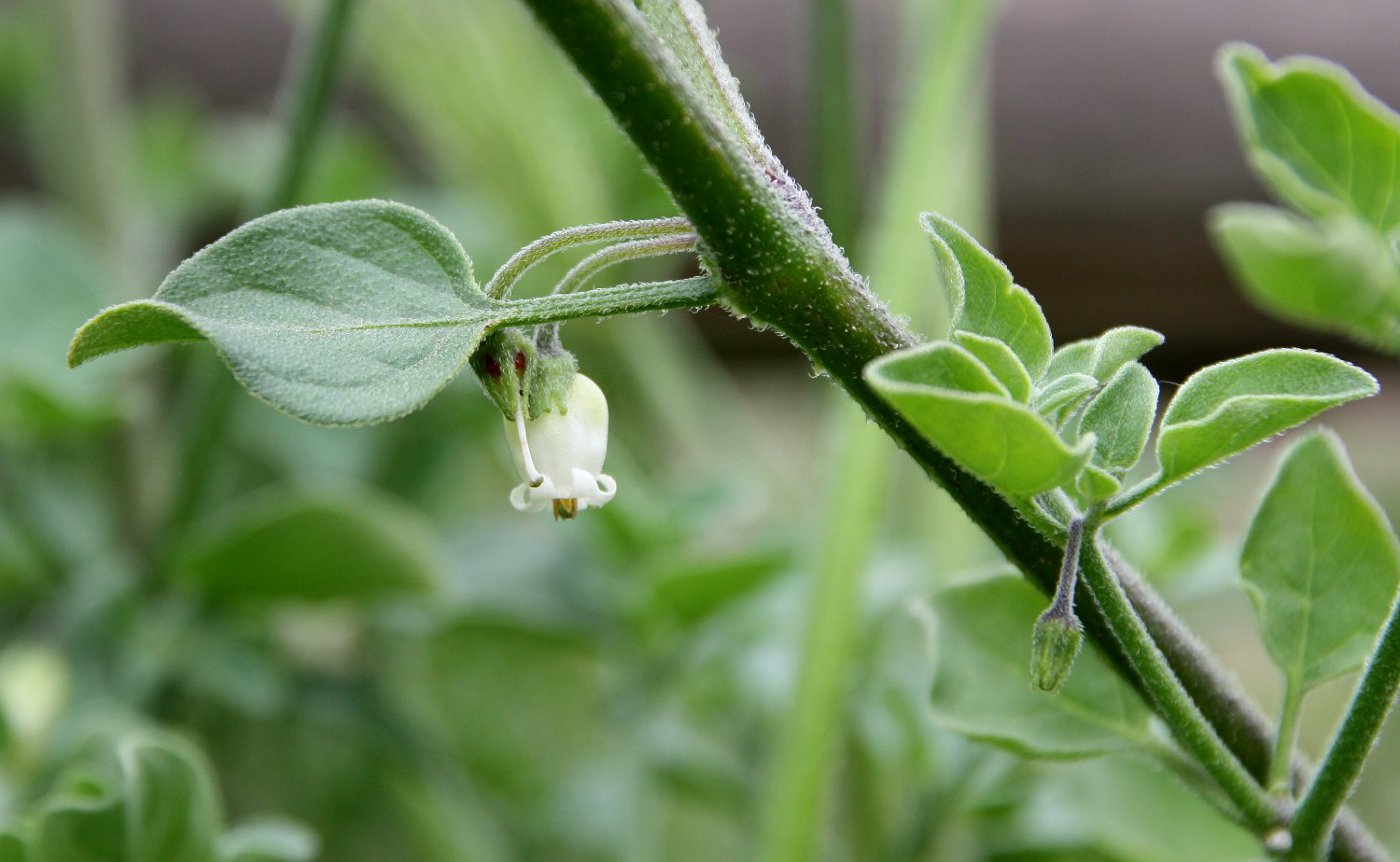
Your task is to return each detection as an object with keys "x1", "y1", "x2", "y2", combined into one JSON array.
[
  {"x1": 1155, "y1": 348, "x2": 1376, "y2": 487},
  {"x1": 867, "y1": 343, "x2": 1092, "y2": 497},
  {"x1": 922, "y1": 212, "x2": 1053, "y2": 378},
  {"x1": 1044, "y1": 326, "x2": 1163, "y2": 384},
  {"x1": 953, "y1": 331, "x2": 1032, "y2": 402},
  {"x1": 1218, "y1": 44, "x2": 1400, "y2": 233},
  {"x1": 179, "y1": 491, "x2": 438, "y2": 603},
  {"x1": 1089, "y1": 326, "x2": 1165, "y2": 381},
  {"x1": 121, "y1": 735, "x2": 223, "y2": 862},
  {"x1": 69, "y1": 201, "x2": 496, "y2": 426},
  {"x1": 1079, "y1": 362, "x2": 1158, "y2": 473},
  {"x1": 931, "y1": 575, "x2": 1153, "y2": 758},
  {"x1": 1076, "y1": 464, "x2": 1122, "y2": 503},
  {"x1": 1033, "y1": 372, "x2": 1099, "y2": 426},
  {"x1": 1242, "y1": 431, "x2": 1400, "y2": 691},
  {"x1": 1211, "y1": 203, "x2": 1400, "y2": 354}
]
